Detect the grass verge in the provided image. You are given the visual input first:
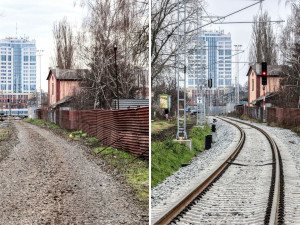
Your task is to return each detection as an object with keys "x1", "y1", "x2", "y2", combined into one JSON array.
[
  {"x1": 94, "y1": 147, "x2": 149, "y2": 206},
  {"x1": 24, "y1": 118, "x2": 61, "y2": 129},
  {"x1": 151, "y1": 120, "x2": 175, "y2": 134},
  {"x1": 151, "y1": 124, "x2": 210, "y2": 188}
]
